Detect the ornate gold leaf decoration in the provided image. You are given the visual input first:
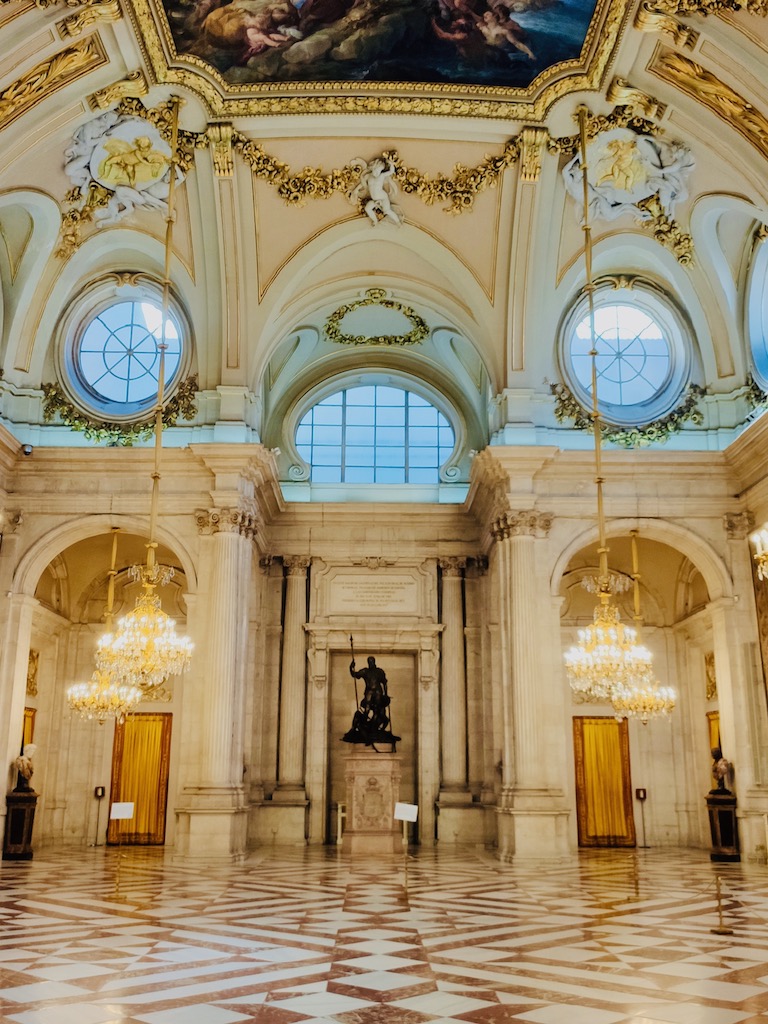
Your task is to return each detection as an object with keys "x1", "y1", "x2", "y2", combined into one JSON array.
[
  {"x1": 56, "y1": 182, "x2": 112, "y2": 258},
  {"x1": 235, "y1": 138, "x2": 521, "y2": 213},
  {"x1": 547, "y1": 105, "x2": 661, "y2": 157},
  {"x1": 549, "y1": 380, "x2": 706, "y2": 447},
  {"x1": 208, "y1": 123, "x2": 233, "y2": 177},
  {"x1": 88, "y1": 70, "x2": 148, "y2": 110},
  {"x1": 127, "y1": 0, "x2": 628, "y2": 122},
  {"x1": 552, "y1": 106, "x2": 693, "y2": 265},
  {"x1": 520, "y1": 127, "x2": 546, "y2": 183},
  {"x1": 633, "y1": 2, "x2": 699, "y2": 47},
  {"x1": 635, "y1": 194, "x2": 694, "y2": 264},
  {"x1": 652, "y1": 50, "x2": 768, "y2": 161},
  {"x1": 646, "y1": 0, "x2": 766, "y2": 14},
  {"x1": 325, "y1": 289, "x2": 428, "y2": 347},
  {"x1": 42, "y1": 374, "x2": 199, "y2": 445},
  {"x1": 606, "y1": 78, "x2": 667, "y2": 120},
  {"x1": 0, "y1": 36, "x2": 106, "y2": 132},
  {"x1": 57, "y1": 0, "x2": 120, "y2": 38}
]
